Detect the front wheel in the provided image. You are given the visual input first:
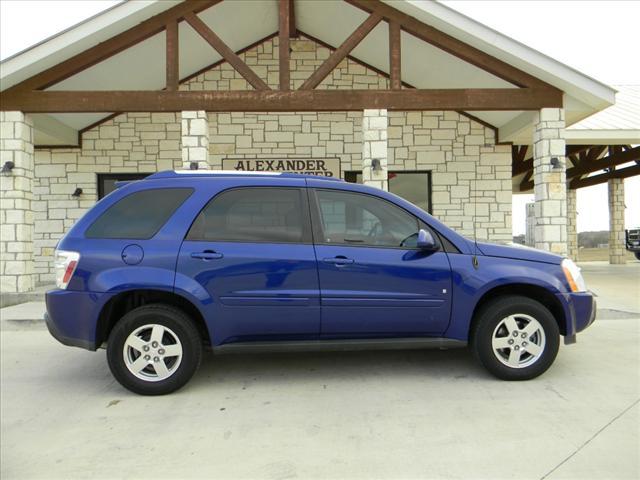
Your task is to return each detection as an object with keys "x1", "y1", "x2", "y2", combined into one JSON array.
[
  {"x1": 635, "y1": 252, "x2": 640, "y2": 261},
  {"x1": 471, "y1": 296, "x2": 560, "y2": 380},
  {"x1": 107, "y1": 304, "x2": 202, "y2": 395}
]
